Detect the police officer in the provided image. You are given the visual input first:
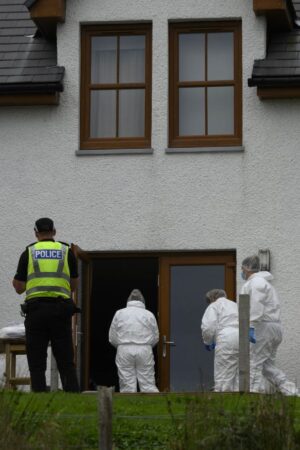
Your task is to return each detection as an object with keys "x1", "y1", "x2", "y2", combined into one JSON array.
[{"x1": 12, "y1": 218, "x2": 80, "y2": 392}]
